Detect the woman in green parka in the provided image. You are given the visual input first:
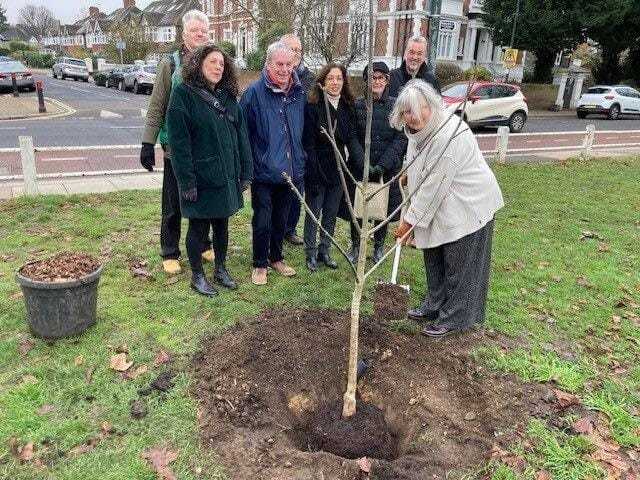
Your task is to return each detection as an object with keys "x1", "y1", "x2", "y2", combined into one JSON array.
[{"x1": 167, "y1": 44, "x2": 253, "y2": 297}]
